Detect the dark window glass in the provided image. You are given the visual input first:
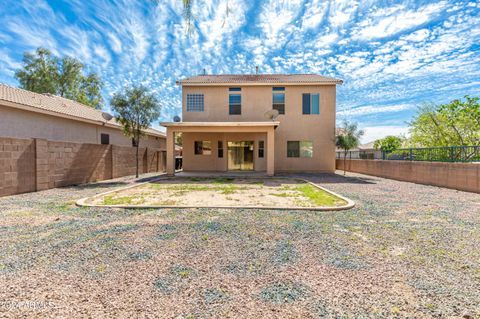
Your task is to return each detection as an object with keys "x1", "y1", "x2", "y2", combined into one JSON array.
[
  {"x1": 302, "y1": 93, "x2": 311, "y2": 114},
  {"x1": 194, "y1": 141, "x2": 202, "y2": 154},
  {"x1": 311, "y1": 94, "x2": 320, "y2": 114},
  {"x1": 272, "y1": 87, "x2": 285, "y2": 91},
  {"x1": 302, "y1": 93, "x2": 320, "y2": 115},
  {"x1": 273, "y1": 93, "x2": 285, "y2": 114},
  {"x1": 195, "y1": 141, "x2": 211, "y2": 155},
  {"x1": 258, "y1": 140, "x2": 265, "y2": 158},
  {"x1": 287, "y1": 141, "x2": 300, "y2": 157},
  {"x1": 100, "y1": 133, "x2": 110, "y2": 145},
  {"x1": 229, "y1": 87, "x2": 241, "y2": 91},
  {"x1": 229, "y1": 94, "x2": 241, "y2": 115},
  {"x1": 218, "y1": 141, "x2": 223, "y2": 158}
]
